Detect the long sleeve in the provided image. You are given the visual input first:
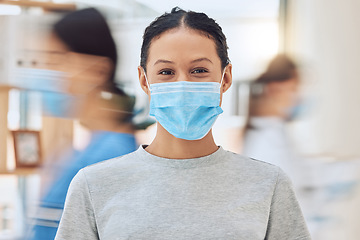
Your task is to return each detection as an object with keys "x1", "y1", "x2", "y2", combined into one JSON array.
[
  {"x1": 55, "y1": 169, "x2": 99, "y2": 240},
  {"x1": 265, "y1": 169, "x2": 311, "y2": 240}
]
